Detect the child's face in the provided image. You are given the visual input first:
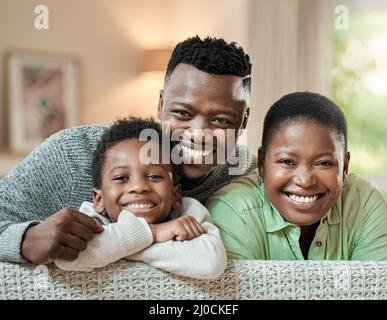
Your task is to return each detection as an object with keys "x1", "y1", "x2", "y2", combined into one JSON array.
[
  {"x1": 259, "y1": 120, "x2": 350, "y2": 226},
  {"x1": 93, "y1": 139, "x2": 181, "y2": 223}
]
